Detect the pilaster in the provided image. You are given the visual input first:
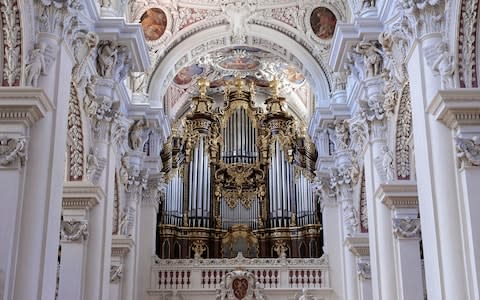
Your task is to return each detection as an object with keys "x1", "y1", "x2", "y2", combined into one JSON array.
[
  {"x1": 0, "y1": 88, "x2": 52, "y2": 300},
  {"x1": 344, "y1": 234, "x2": 372, "y2": 300},
  {"x1": 378, "y1": 182, "x2": 424, "y2": 300},
  {"x1": 58, "y1": 182, "x2": 104, "y2": 299},
  {"x1": 428, "y1": 88, "x2": 480, "y2": 299}
]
